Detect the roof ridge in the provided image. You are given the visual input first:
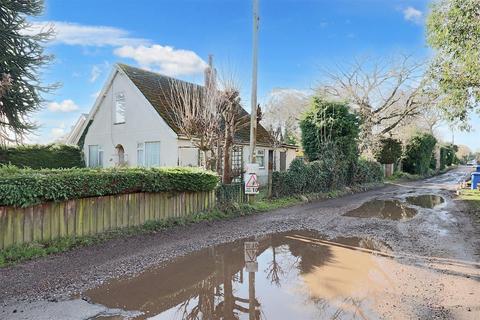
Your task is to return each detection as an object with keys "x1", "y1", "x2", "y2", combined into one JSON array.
[{"x1": 116, "y1": 63, "x2": 204, "y2": 89}]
